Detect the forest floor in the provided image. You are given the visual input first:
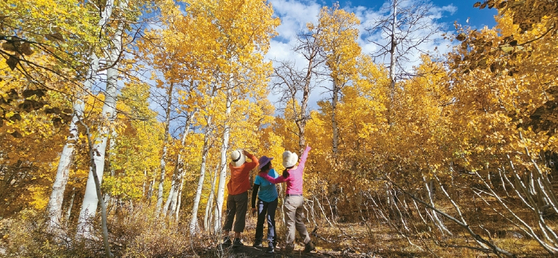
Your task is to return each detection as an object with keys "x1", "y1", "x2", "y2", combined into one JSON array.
[
  {"x1": 197, "y1": 244, "x2": 367, "y2": 258},
  {"x1": 189, "y1": 217, "x2": 550, "y2": 258},
  {"x1": 191, "y1": 221, "x2": 426, "y2": 258}
]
